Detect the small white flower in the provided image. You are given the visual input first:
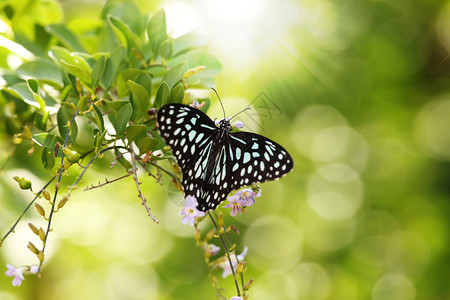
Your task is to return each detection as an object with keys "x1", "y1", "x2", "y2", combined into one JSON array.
[{"x1": 5, "y1": 264, "x2": 25, "y2": 286}]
